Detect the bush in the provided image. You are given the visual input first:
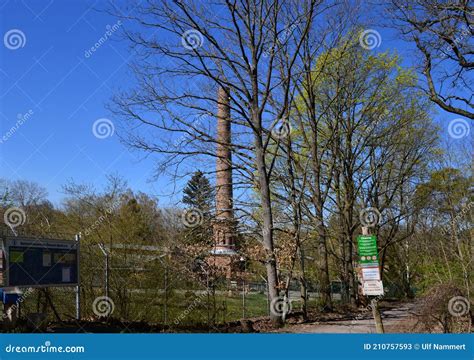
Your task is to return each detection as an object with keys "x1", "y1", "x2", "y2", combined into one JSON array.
[{"x1": 416, "y1": 283, "x2": 471, "y2": 333}]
